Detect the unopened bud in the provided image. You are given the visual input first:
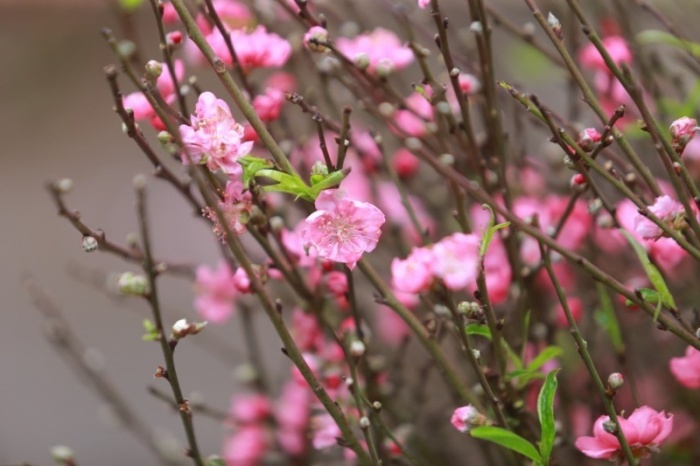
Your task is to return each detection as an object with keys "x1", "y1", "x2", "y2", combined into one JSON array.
[
  {"x1": 451, "y1": 405, "x2": 490, "y2": 433},
  {"x1": 578, "y1": 128, "x2": 602, "y2": 152},
  {"x1": 117, "y1": 272, "x2": 149, "y2": 296},
  {"x1": 133, "y1": 174, "x2": 148, "y2": 190},
  {"x1": 359, "y1": 416, "x2": 371, "y2": 429},
  {"x1": 157, "y1": 131, "x2": 173, "y2": 145},
  {"x1": 171, "y1": 318, "x2": 207, "y2": 339},
  {"x1": 548, "y1": 12, "x2": 562, "y2": 40},
  {"x1": 376, "y1": 58, "x2": 395, "y2": 77},
  {"x1": 470, "y1": 21, "x2": 483, "y2": 34},
  {"x1": 602, "y1": 419, "x2": 618, "y2": 435},
  {"x1": 166, "y1": 31, "x2": 183, "y2": 47},
  {"x1": 311, "y1": 161, "x2": 329, "y2": 177},
  {"x1": 472, "y1": 349, "x2": 481, "y2": 360},
  {"x1": 353, "y1": 53, "x2": 370, "y2": 70},
  {"x1": 269, "y1": 216, "x2": 285, "y2": 234},
  {"x1": 458, "y1": 301, "x2": 482, "y2": 318},
  {"x1": 405, "y1": 137, "x2": 422, "y2": 151},
  {"x1": 608, "y1": 372, "x2": 624, "y2": 391},
  {"x1": 145, "y1": 60, "x2": 163, "y2": 80},
  {"x1": 51, "y1": 445, "x2": 76, "y2": 465},
  {"x1": 350, "y1": 340, "x2": 366, "y2": 358},
  {"x1": 82, "y1": 236, "x2": 98, "y2": 252}
]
